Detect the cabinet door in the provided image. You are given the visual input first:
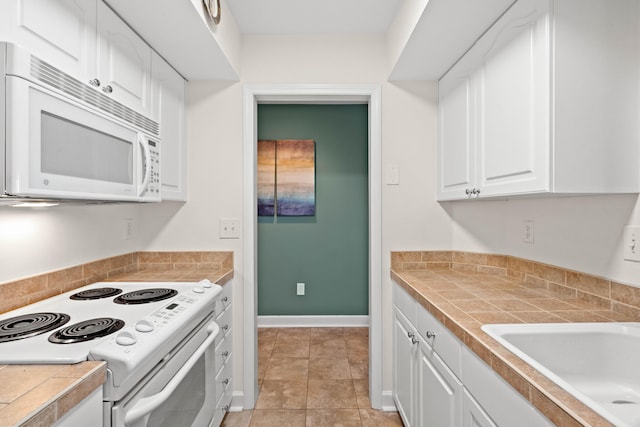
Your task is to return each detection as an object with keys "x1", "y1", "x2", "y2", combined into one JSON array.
[
  {"x1": 438, "y1": 65, "x2": 476, "y2": 200},
  {"x1": 462, "y1": 388, "x2": 497, "y2": 427},
  {"x1": 417, "y1": 341, "x2": 462, "y2": 427},
  {"x1": 152, "y1": 52, "x2": 187, "y2": 201},
  {"x1": 393, "y1": 307, "x2": 416, "y2": 427},
  {"x1": 475, "y1": 0, "x2": 550, "y2": 196},
  {"x1": 0, "y1": 0, "x2": 97, "y2": 81},
  {"x1": 97, "y1": 1, "x2": 151, "y2": 116}
]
